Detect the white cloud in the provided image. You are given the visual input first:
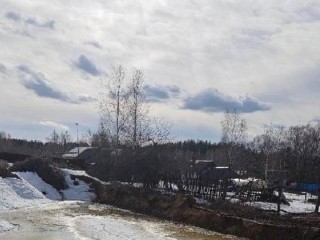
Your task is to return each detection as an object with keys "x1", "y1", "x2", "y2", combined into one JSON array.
[{"x1": 39, "y1": 121, "x2": 69, "y2": 131}]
